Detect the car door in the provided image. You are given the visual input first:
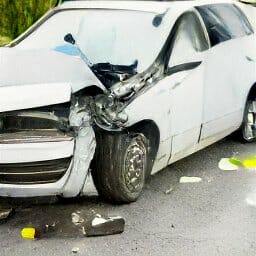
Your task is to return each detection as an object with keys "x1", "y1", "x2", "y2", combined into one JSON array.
[
  {"x1": 166, "y1": 11, "x2": 210, "y2": 161},
  {"x1": 196, "y1": 4, "x2": 255, "y2": 141}
]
